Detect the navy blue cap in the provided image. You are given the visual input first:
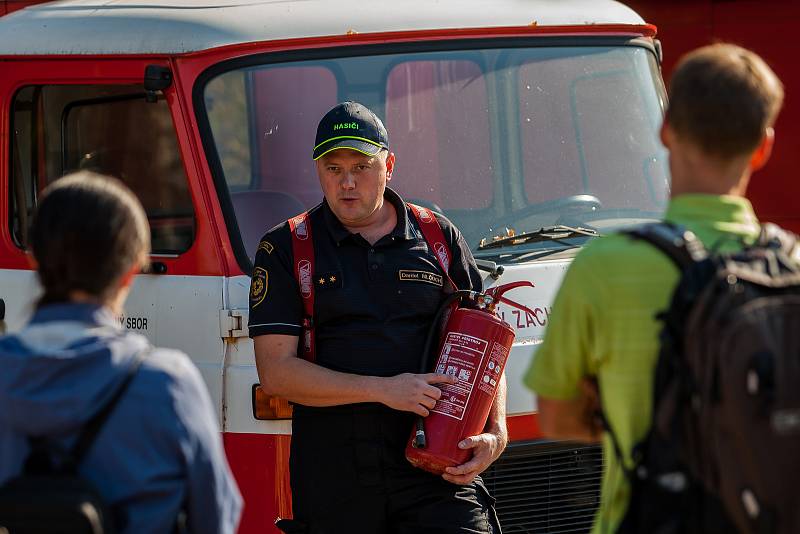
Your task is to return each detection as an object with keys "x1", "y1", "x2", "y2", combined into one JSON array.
[{"x1": 312, "y1": 101, "x2": 389, "y2": 160}]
